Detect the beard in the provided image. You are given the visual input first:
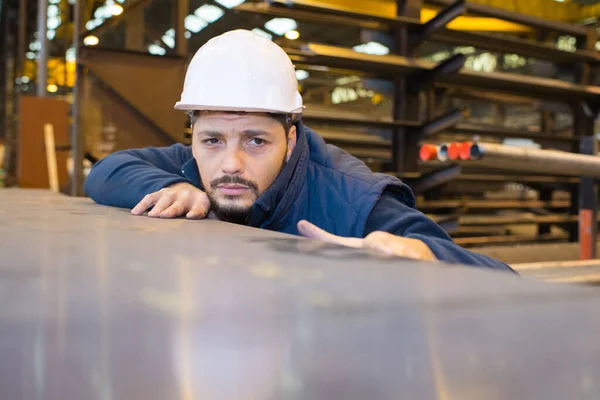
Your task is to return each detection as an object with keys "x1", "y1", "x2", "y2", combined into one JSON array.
[
  {"x1": 208, "y1": 175, "x2": 259, "y2": 225},
  {"x1": 206, "y1": 148, "x2": 288, "y2": 225}
]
